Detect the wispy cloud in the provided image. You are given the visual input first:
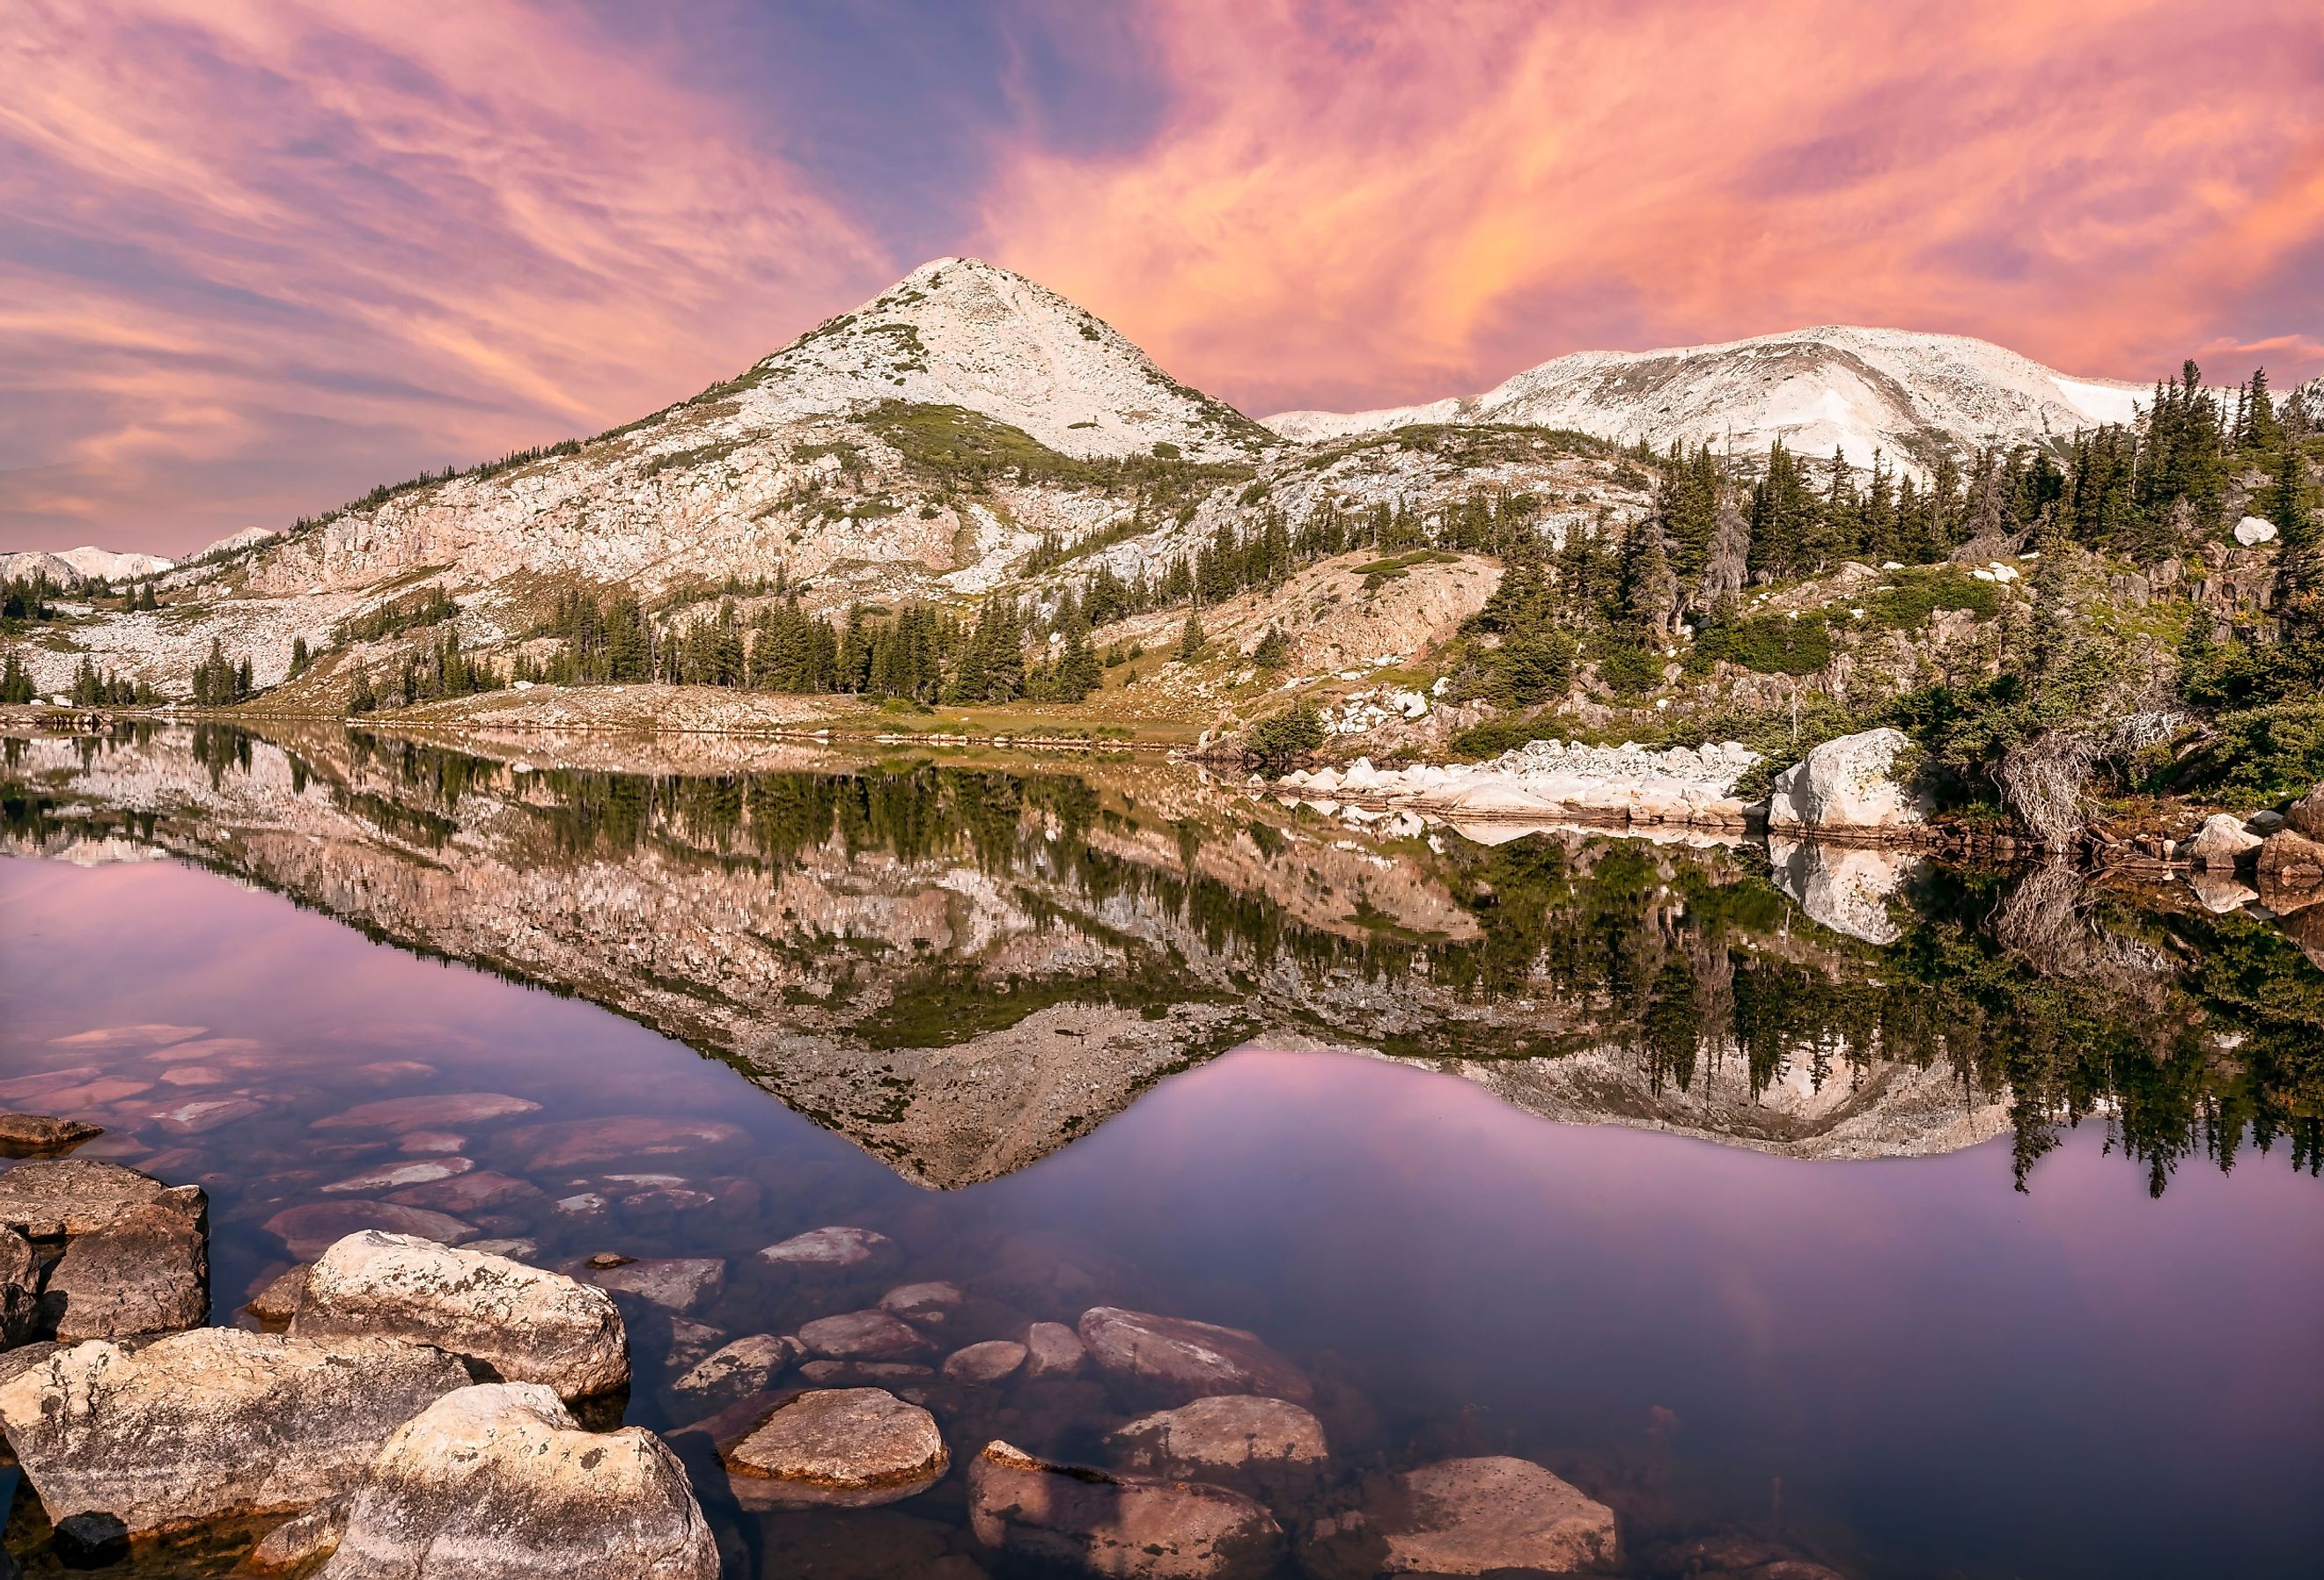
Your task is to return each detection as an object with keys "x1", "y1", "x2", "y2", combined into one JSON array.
[
  {"x1": 0, "y1": 0, "x2": 891, "y2": 553},
  {"x1": 972, "y1": 0, "x2": 2324, "y2": 417}
]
